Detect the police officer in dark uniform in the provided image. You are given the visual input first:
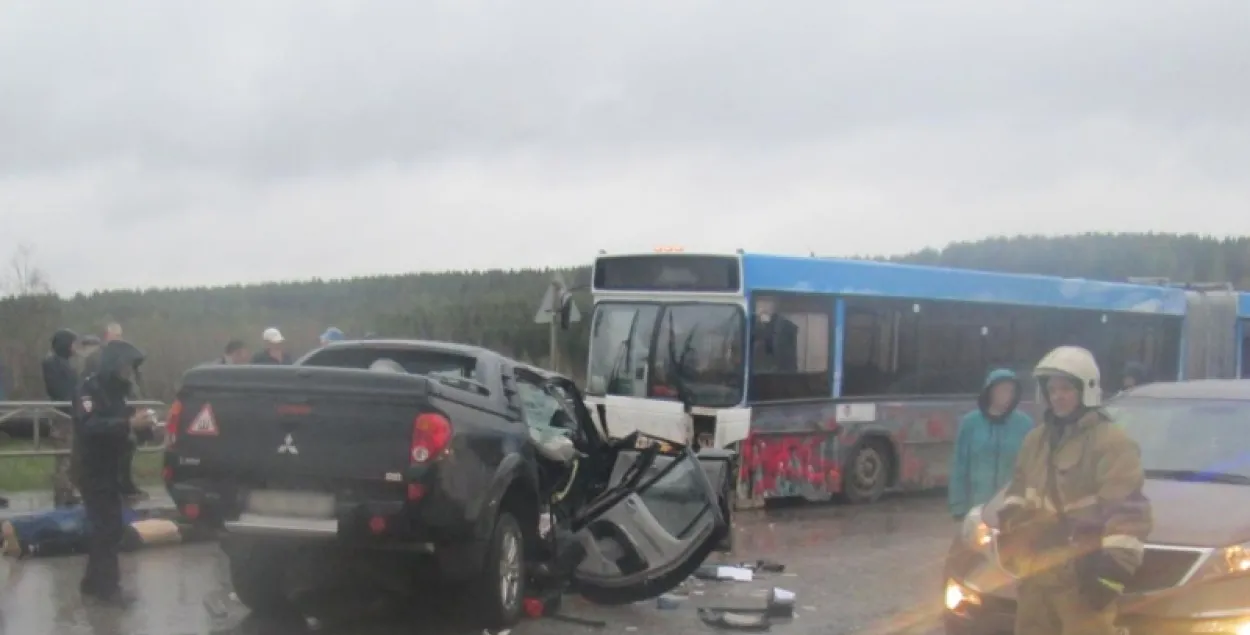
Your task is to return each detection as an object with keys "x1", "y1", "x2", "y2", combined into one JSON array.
[{"x1": 74, "y1": 339, "x2": 156, "y2": 606}]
